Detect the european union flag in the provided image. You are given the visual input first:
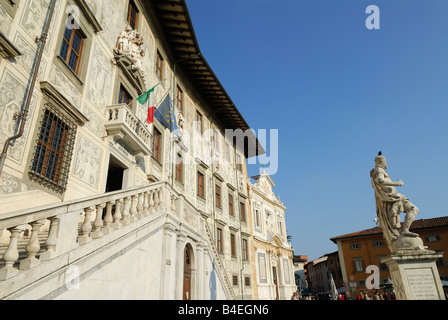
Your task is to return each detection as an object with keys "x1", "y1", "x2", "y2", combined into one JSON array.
[{"x1": 154, "y1": 94, "x2": 180, "y2": 138}]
